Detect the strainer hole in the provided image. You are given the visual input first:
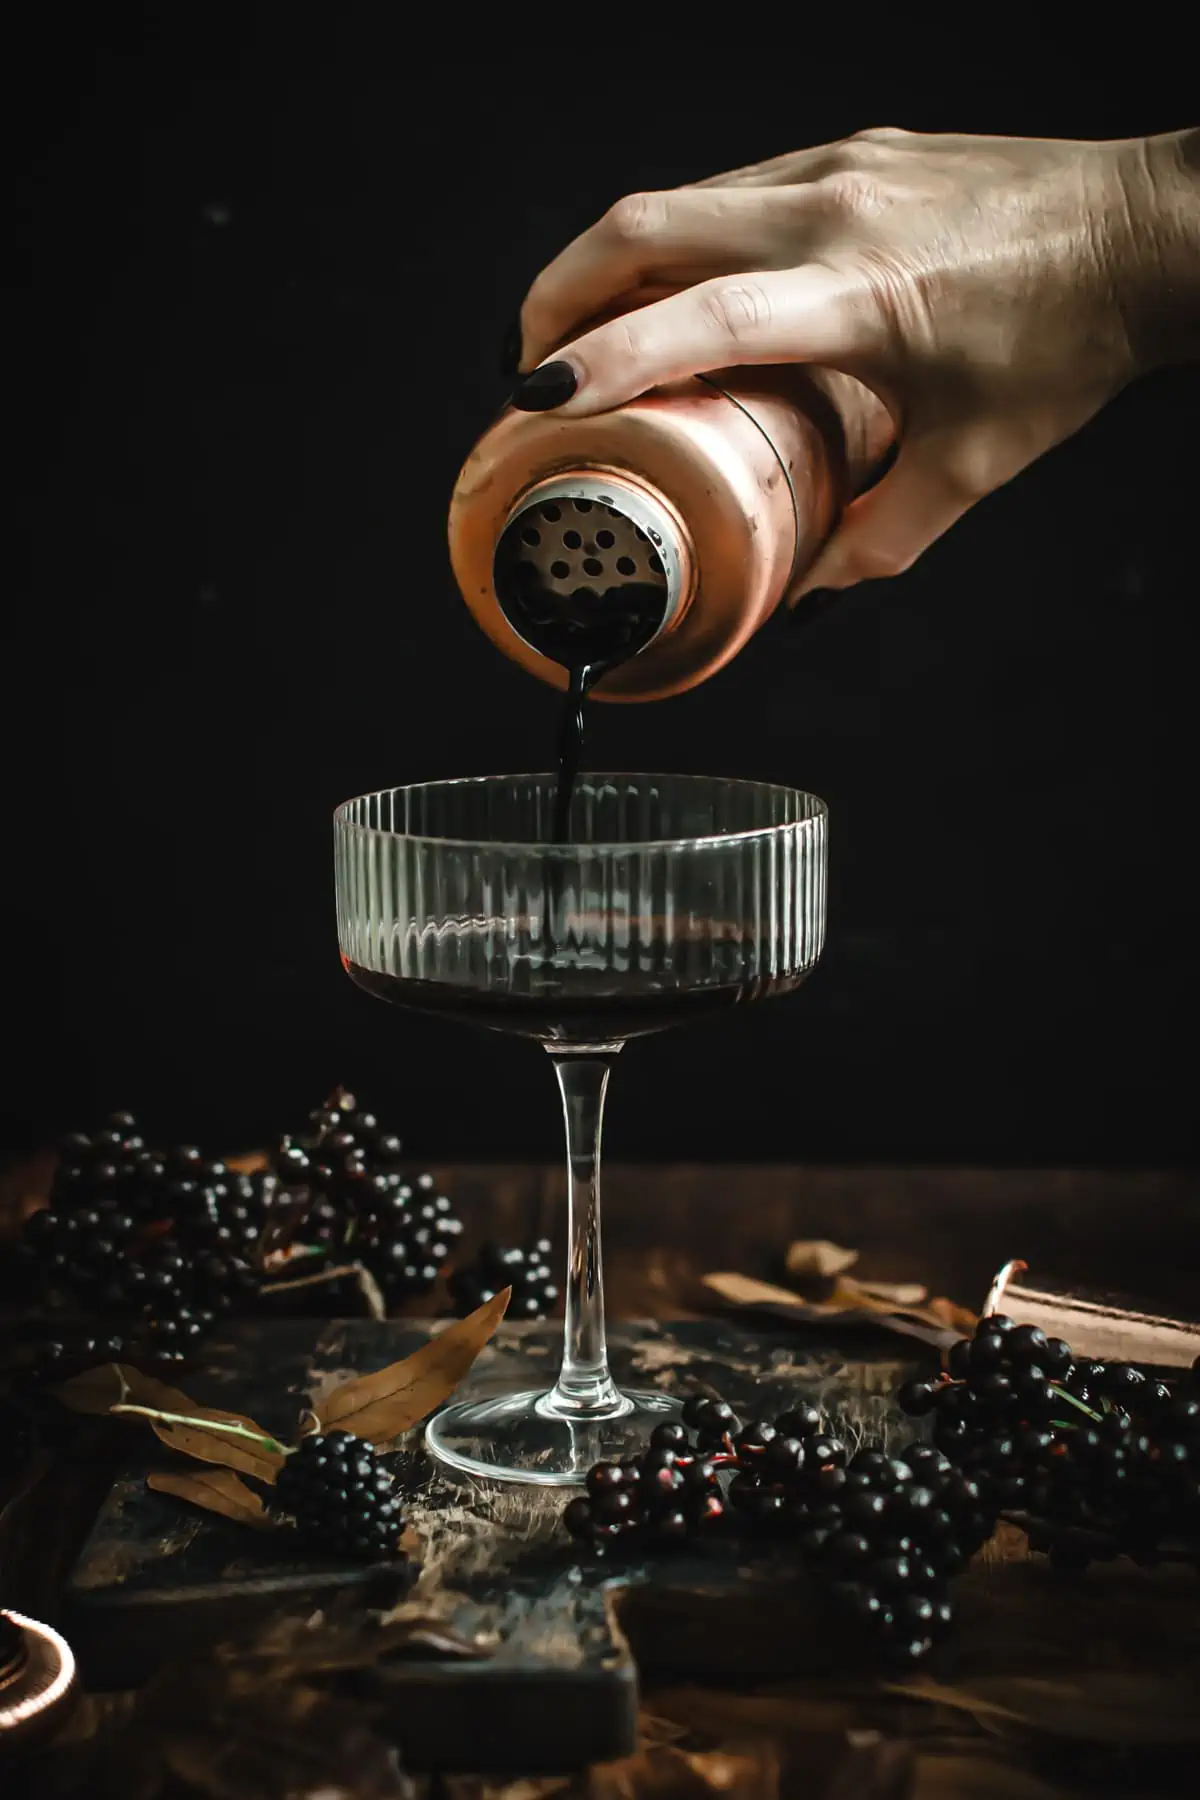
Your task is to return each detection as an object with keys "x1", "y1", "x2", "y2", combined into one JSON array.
[
  {"x1": 634, "y1": 526, "x2": 647, "y2": 541},
  {"x1": 562, "y1": 530, "x2": 582, "y2": 550},
  {"x1": 542, "y1": 504, "x2": 562, "y2": 522},
  {"x1": 571, "y1": 587, "x2": 597, "y2": 602},
  {"x1": 596, "y1": 529, "x2": 615, "y2": 548},
  {"x1": 550, "y1": 560, "x2": 570, "y2": 579},
  {"x1": 583, "y1": 558, "x2": 604, "y2": 577},
  {"x1": 573, "y1": 499, "x2": 593, "y2": 513},
  {"x1": 647, "y1": 551, "x2": 663, "y2": 575},
  {"x1": 616, "y1": 556, "x2": 636, "y2": 576},
  {"x1": 521, "y1": 527, "x2": 541, "y2": 546}
]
